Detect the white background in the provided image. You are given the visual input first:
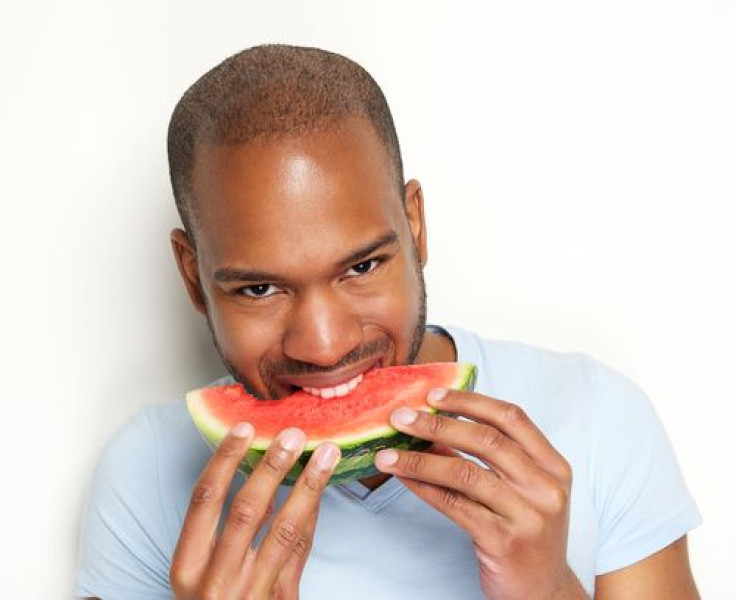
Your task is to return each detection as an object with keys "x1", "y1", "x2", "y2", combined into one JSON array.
[{"x1": 2, "y1": 1, "x2": 734, "y2": 597}]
